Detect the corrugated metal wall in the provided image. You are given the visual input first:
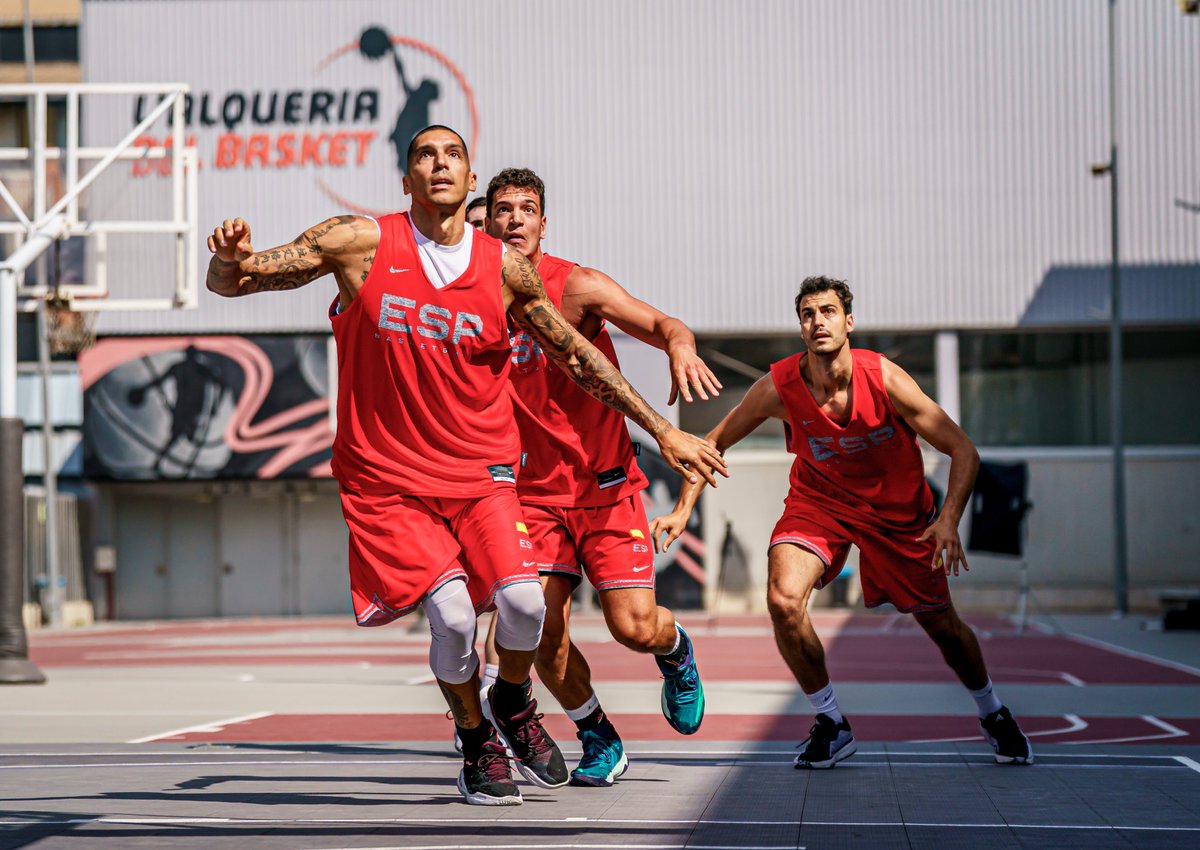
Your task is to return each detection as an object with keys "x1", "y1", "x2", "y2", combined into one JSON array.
[{"x1": 81, "y1": 0, "x2": 1198, "y2": 334}]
